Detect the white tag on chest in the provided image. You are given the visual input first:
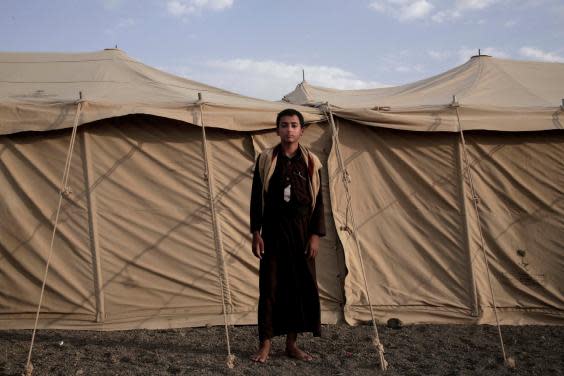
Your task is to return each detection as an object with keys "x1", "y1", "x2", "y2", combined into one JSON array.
[{"x1": 283, "y1": 184, "x2": 291, "y2": 202}]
